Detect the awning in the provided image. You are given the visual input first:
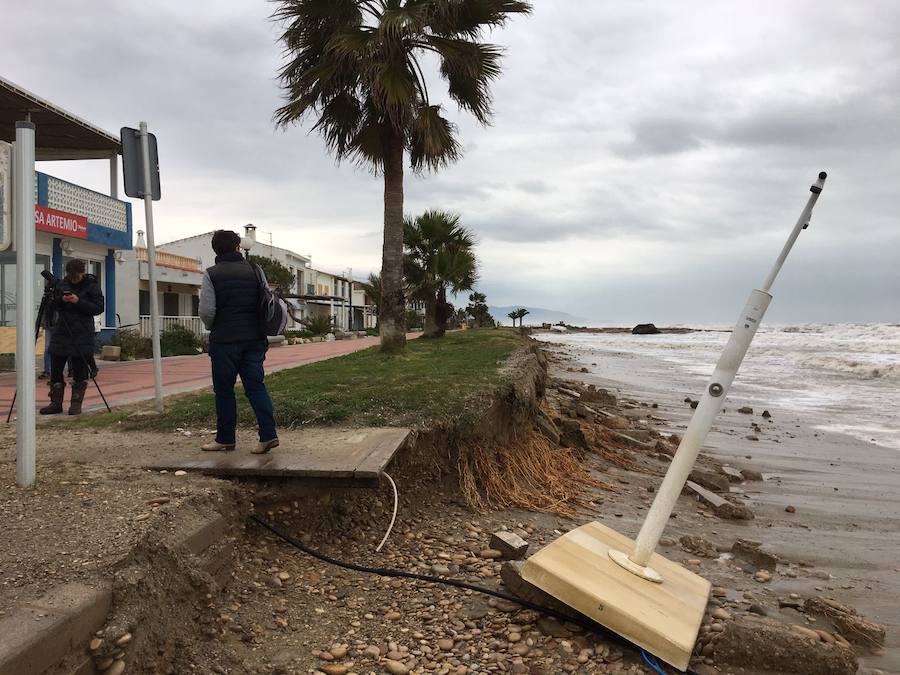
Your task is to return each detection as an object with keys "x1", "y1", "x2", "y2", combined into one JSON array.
[{"x1": 0, "y1": 76, "x2": 120, "y2": 161}]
